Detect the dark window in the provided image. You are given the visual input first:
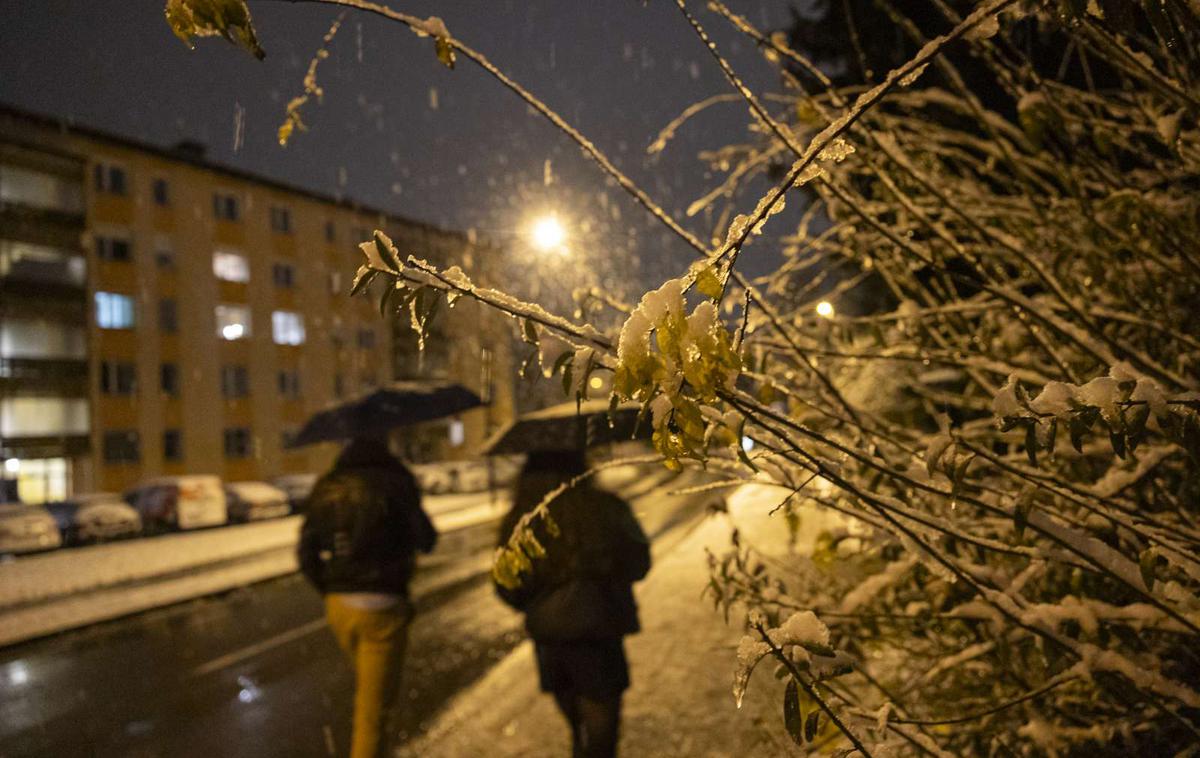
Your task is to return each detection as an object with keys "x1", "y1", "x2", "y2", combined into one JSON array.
[
  {"x1": 100, "y1": 361, "x2": 137, "y2": 395},
  {"x1": 103, "y1": 430, "x2": 140, "y2": 464},
  {"x1": 163, "y1": 429, "x2": 183, "y2": 462},
  {"x1": 159, "y1": 299, "x2": 178, "y2": 333},
  {"x1": 281, "y1": 428, "x2": 299, "y2": 449},
  {"x1": 223, "y1": 427, "x2": 251, "y2": 459},
  {"x1": 213, "y1": 192, "x2": 240, "y2": 221},
  {"x1": 356, "y1": 329, "x2": 376, "y2": 349},
  {"x1": 324, "y1": 221, "x2": 336, "y2": 243},
  {"x1": 272, "y1": 262, "x2": 295, "y2": 288},
  {"x1": 152, "y1": 178, "x2": 170, "y2": 206},
  {"x1": 221, "y1": 364, "x2": 250, "y2": 398},
  {"x1": 270, "y1": 206, "x2": 292, "y2": 234},
  {"x1": 334, "y1": 373, "x2": 345, "y2": 398},
  {"x1": 96, "y1": 236, "x2": 132, "y2": 262},
  {"x1": 154, "y1": 242, "x2": 175, "y2": 269},
  {"x1": 94, "y1": 164, "x2": 127, "y2": 195},
  {"x1": 160, "y1": 363, "x2": 179, "y2": 396},
  {"x1": 277, "y1": 369, "x2": 301, "y2": 398}
]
